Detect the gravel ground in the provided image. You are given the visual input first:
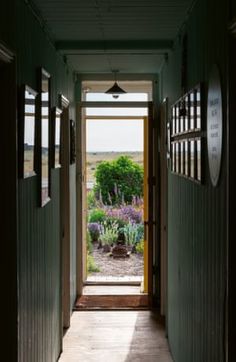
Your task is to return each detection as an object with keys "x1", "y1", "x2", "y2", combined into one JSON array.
[{"x1": 90, "y1": 242, "x2": 144, "y2": 277}]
